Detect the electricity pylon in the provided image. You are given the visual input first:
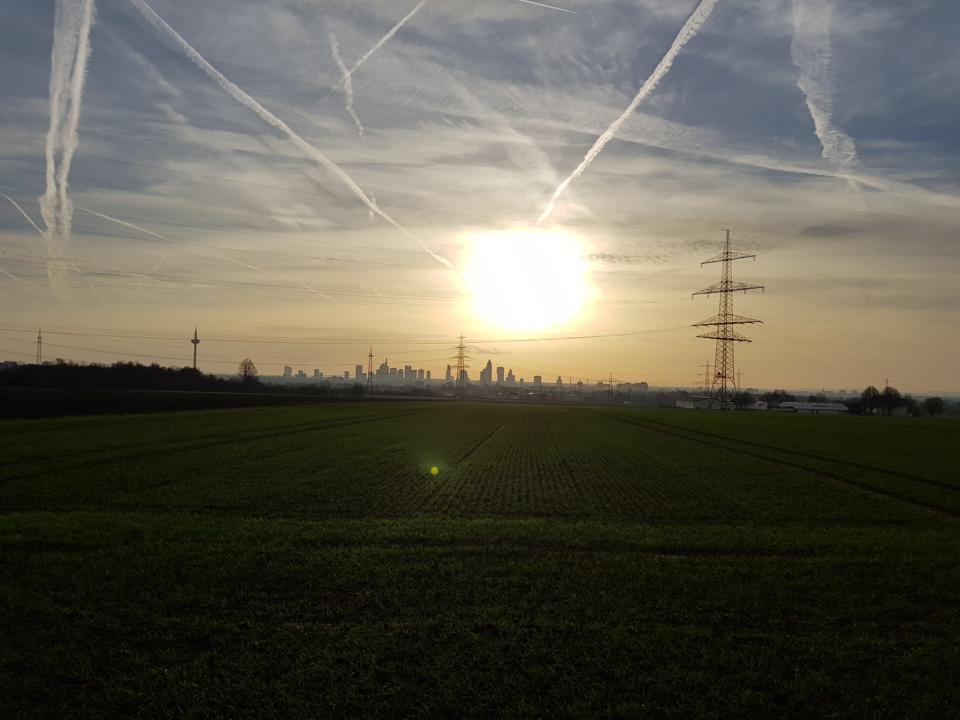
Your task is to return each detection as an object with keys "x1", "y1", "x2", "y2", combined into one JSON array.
[
  {"x1": 452, "y1": 334, "x2": 470, "y2": 399},
  {"x1": 35, "y1": 330, "x2": 42, "y2": 365},
  {"x1": 692, "y1": 230, "x2": 764, "y2": 409}
]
